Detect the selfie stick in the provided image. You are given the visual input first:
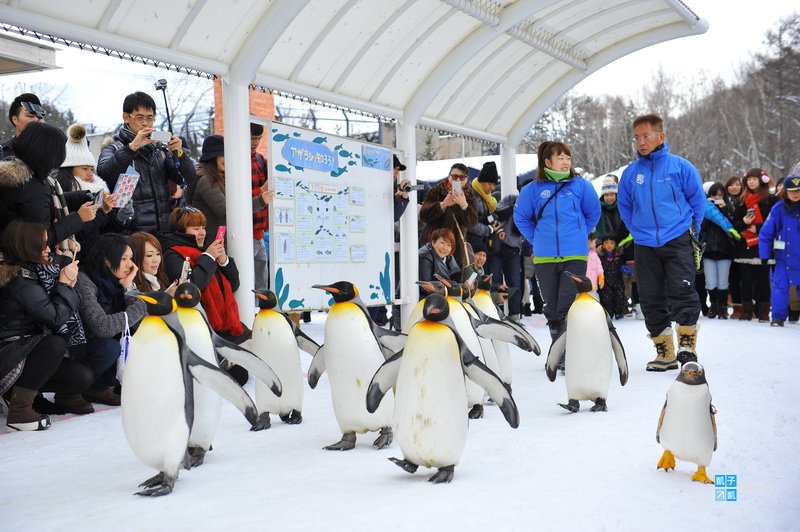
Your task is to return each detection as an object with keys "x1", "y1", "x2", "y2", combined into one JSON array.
[{"x1": 154, "y1": 79, "x2": 173, "y2": 134}]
